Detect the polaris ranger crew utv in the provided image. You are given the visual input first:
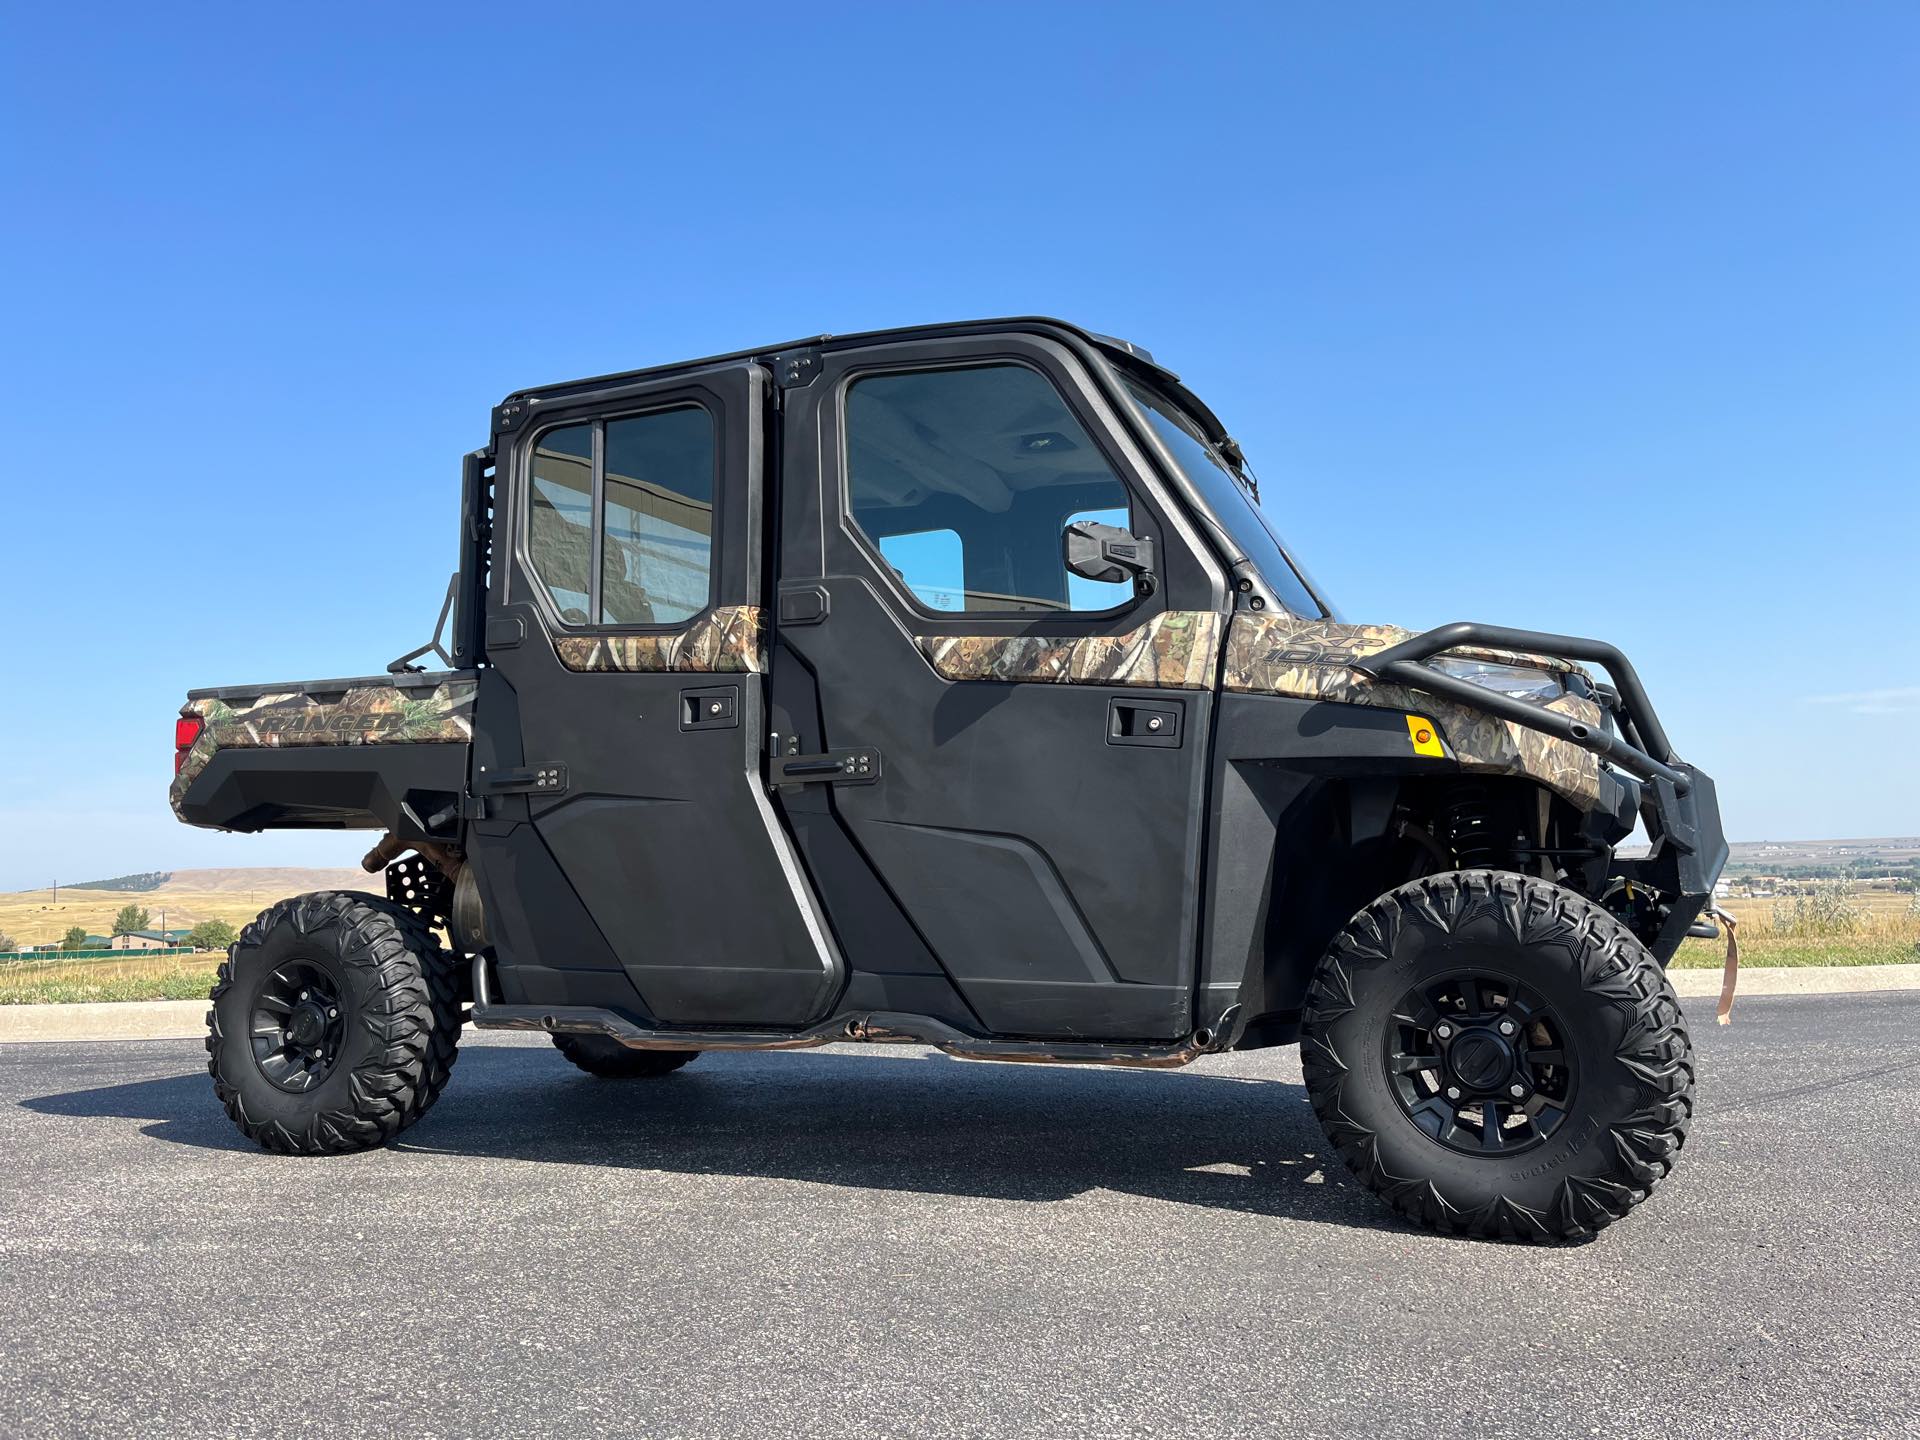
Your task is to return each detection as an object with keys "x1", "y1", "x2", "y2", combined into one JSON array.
[{"x1": 172, "y1": 317, "x2": 1726, "y2": 1240}]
